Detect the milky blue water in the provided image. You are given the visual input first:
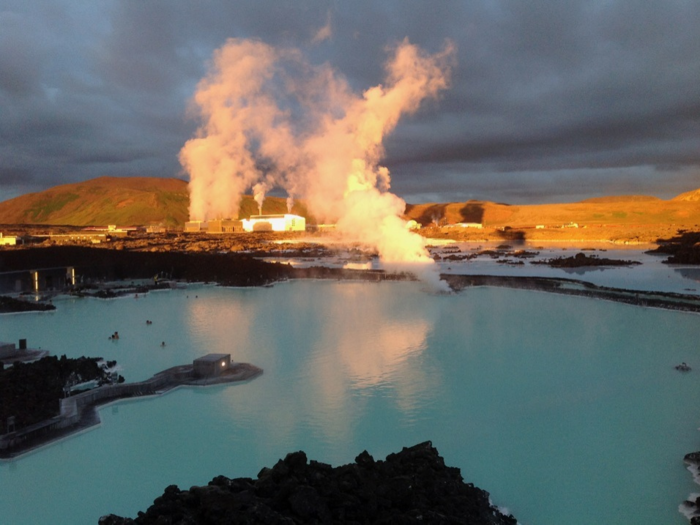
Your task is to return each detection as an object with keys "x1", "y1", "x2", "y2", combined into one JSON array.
[{"x1": 1, "y1": 281, "x2": 700, "y2": 525}]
